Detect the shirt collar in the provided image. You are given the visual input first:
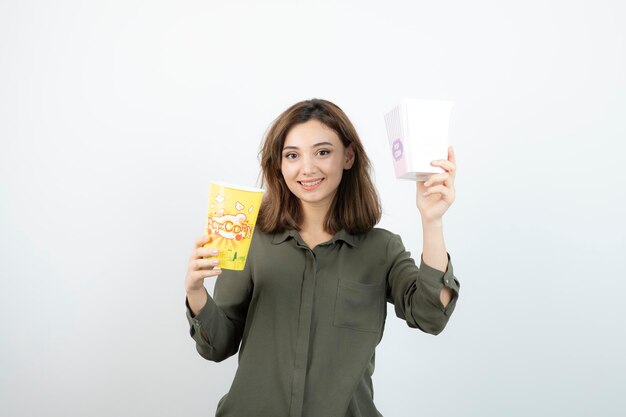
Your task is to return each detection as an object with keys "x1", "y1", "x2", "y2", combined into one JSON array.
[
  {"x1": 271, "y1": 229, "x2": 297, "y2": 245},
  {"x1": 271, "y1": 228, "x2": 359, "y2": 248}
]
